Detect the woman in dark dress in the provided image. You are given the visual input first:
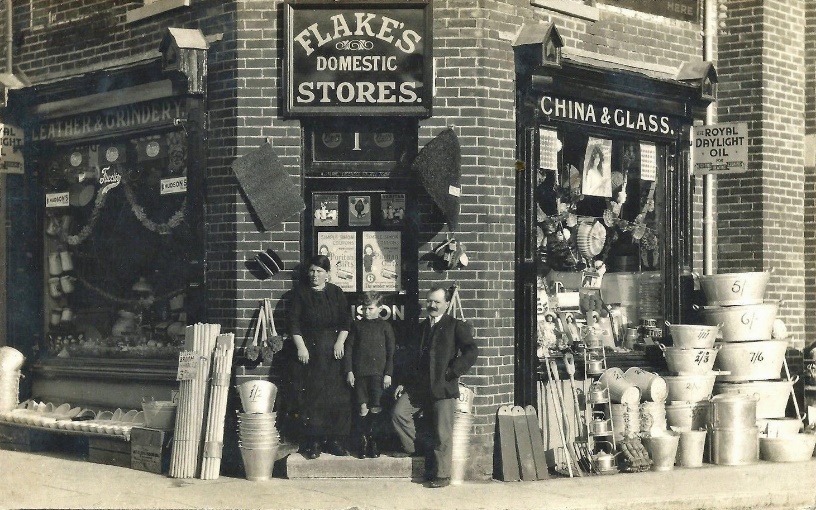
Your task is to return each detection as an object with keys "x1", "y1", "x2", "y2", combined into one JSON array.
[{"x1": 290, "y1": 255, "x2": 352, "y2": 459}]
